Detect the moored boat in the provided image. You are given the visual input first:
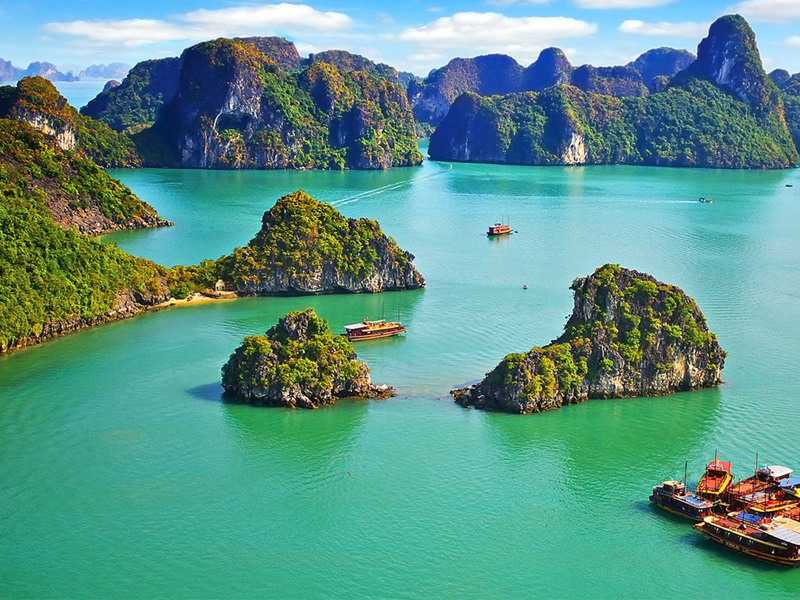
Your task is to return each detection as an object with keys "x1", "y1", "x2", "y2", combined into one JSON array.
[
  {"x1": 487, "y1": 222, "x2": 512, "y2": 237},
  {"x1": 697, "y1": 459, "x2": 733, "y2": 500},
  {"x1": 694, "y1": 513, "x2": 800, "y2": 566},
  {"x1": 728, "y1": 465, "x2": 794, "y2": 504},
  {"x1": 342, "y1": 318, "x2": 406, "y2": 342},
  {"x1": 650, "y1": 480, "x2": 716, "y2": 521}
]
